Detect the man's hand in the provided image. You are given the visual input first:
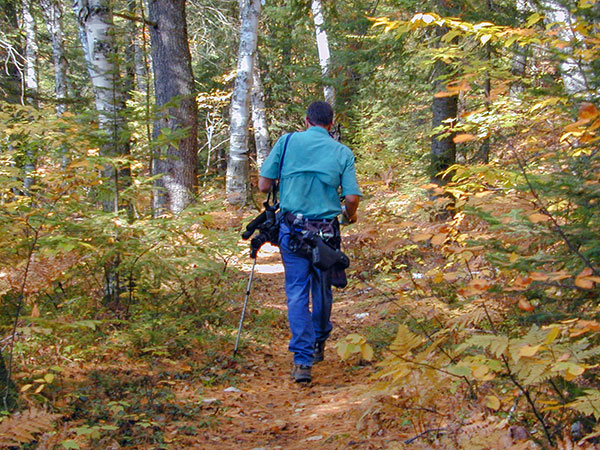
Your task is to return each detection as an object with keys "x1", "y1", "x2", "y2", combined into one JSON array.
[{"x1": 342, "y1": 195, "x2": 360, "y2": 224}]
